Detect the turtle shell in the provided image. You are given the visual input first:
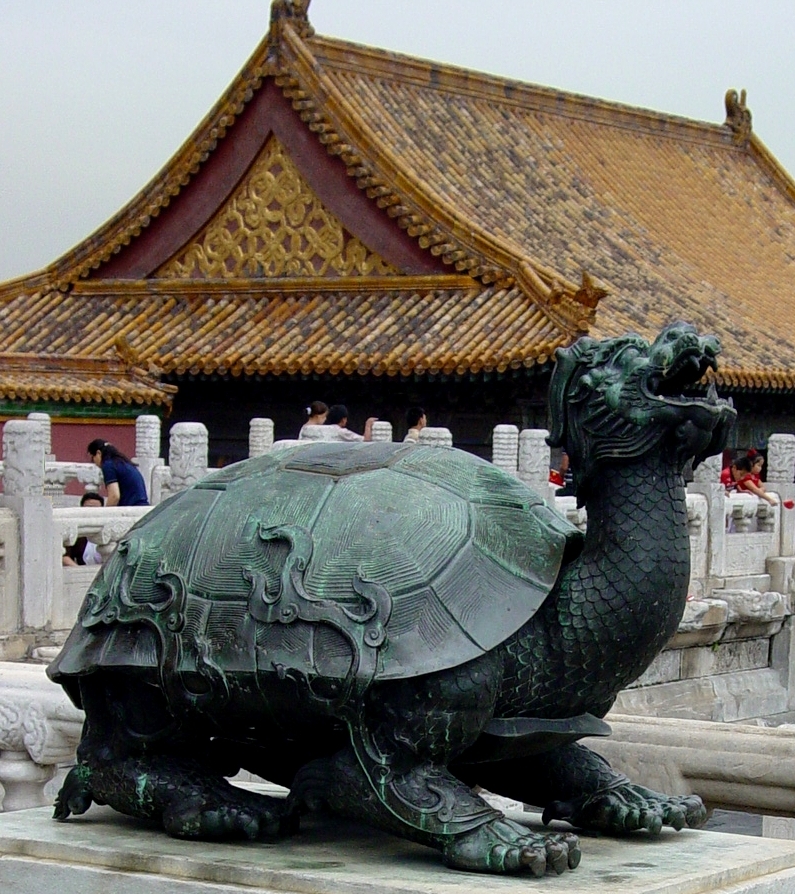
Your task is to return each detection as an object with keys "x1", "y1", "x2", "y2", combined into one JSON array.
[{"x1": 50, "y1": 442, "x2": 581, "y2": 704}]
